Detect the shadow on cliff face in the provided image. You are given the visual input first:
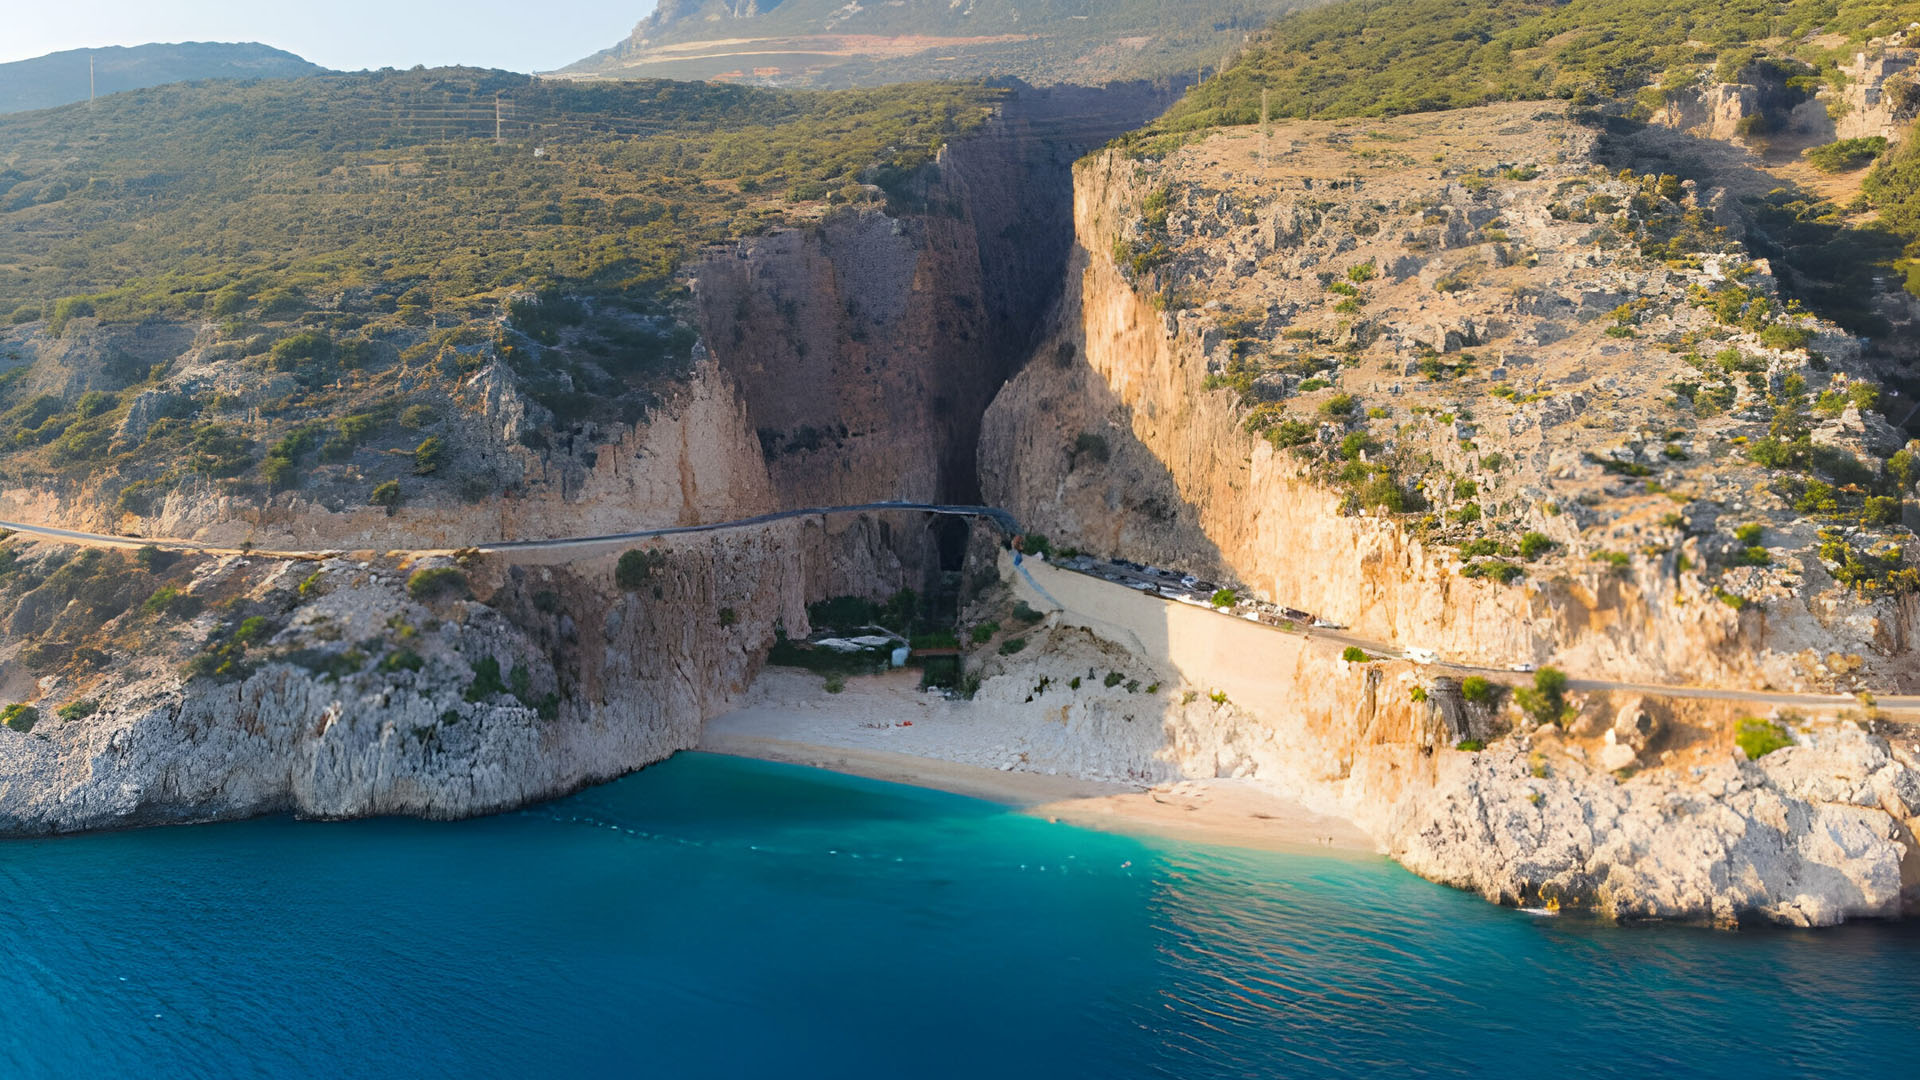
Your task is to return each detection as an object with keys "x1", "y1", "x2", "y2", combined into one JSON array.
[
  {"x1": 979, "y1": 334, "x2": 1231, "y2": 581},
  {"x1": 695, "y1": 80, "x2": 1183, "y2": 516}
]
